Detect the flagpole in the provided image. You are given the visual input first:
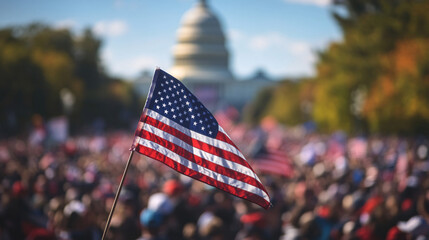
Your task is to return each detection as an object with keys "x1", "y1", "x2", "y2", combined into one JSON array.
[{"x1": 101, "y1": 150, "x2": 135, "y2": 240}]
